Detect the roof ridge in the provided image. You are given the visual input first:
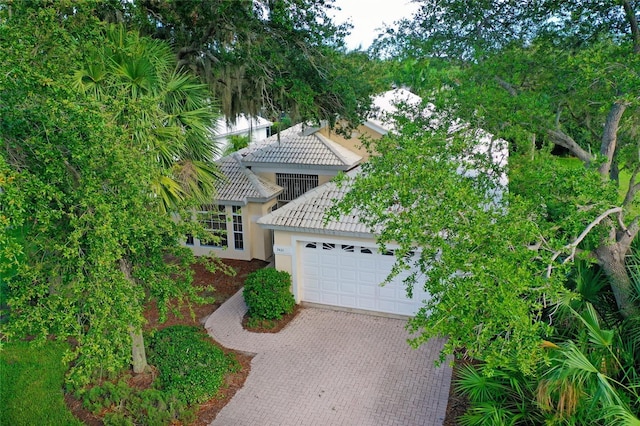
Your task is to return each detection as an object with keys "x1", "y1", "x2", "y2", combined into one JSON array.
[{"x1": 233, "y1": 153, "x2": 277, "y2": 199}]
